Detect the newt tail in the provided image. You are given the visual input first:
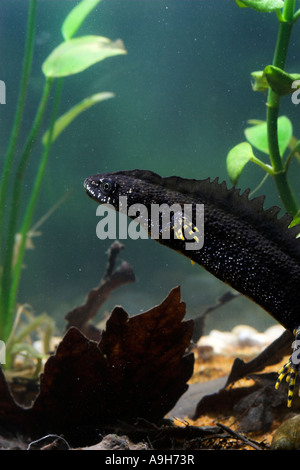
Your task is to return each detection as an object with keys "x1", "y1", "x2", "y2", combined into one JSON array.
[{"x1": 84, "y1": 169, "x2": 300, "y2": 406}]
